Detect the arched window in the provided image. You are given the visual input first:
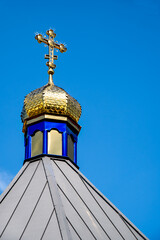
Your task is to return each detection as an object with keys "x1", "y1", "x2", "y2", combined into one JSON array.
[
  {"x1": 48, "y1": 129, "x2": 62, "y2": 155},
  {"x1": 31, "y1": 131, "x2": 43, "y2": 157},
  {"x1": 67, "y1": 135, "x2": 74, "y2": 161}
]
